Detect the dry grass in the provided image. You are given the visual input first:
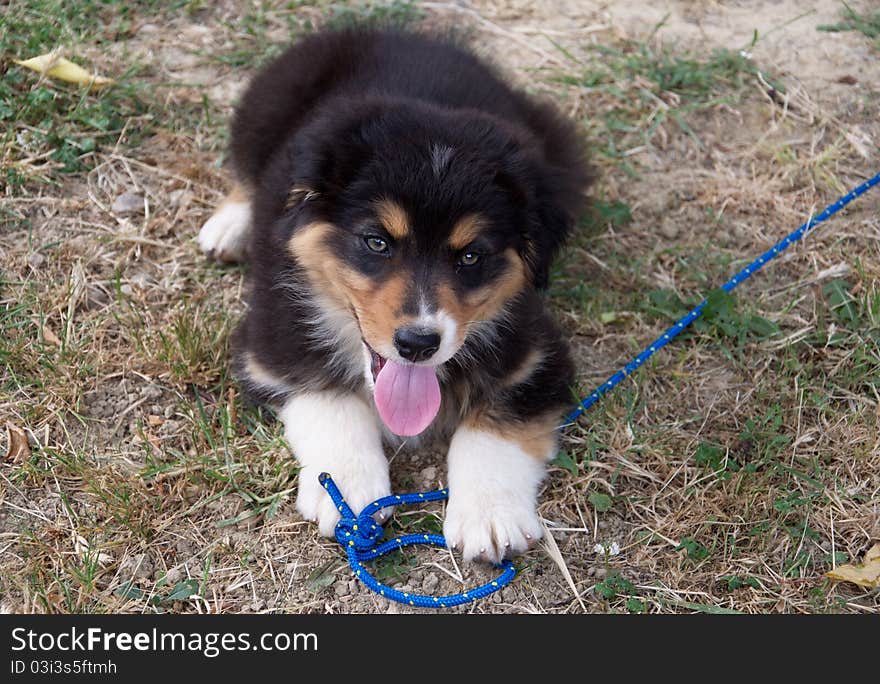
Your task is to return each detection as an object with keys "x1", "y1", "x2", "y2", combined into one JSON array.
[{"x1": 1, "y1": 0, "x2": 878, "y2": 614}]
